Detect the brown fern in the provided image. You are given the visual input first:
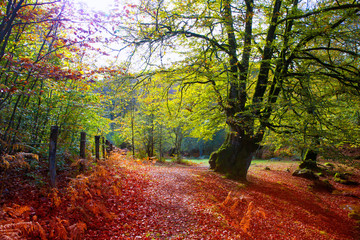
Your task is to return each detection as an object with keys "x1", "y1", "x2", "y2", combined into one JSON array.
[
  {"x1": 69, "y1": 221, "x2": 87, "y2": 240},
  {"x1": 240, "y1": 201, "x2": 254, "y2": 235},
  {"x1": 49, "y1": 217, "x2": 69, "y2": 240},
  {"x1": 48, "y1": 188, "x2": 61, "y2": 208},
  {"x1": 3, "y1": 204, "x2": 31, "y2": 218},
  {"x1": 0, "y1": 221, "x2": 46, "y2": 240}
]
